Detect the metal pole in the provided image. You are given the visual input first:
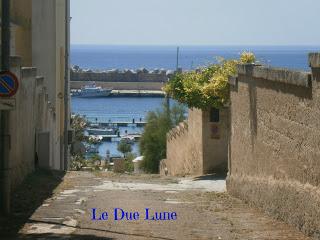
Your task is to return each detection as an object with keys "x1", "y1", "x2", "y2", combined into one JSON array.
[
  {"x1": 0, "y1": 0, "x2": 11, "y2": 215},
  {"x1": 1, "y1": 0, "x2": 10, "y2": 70},
  {"x1": 63, "y1": 0, "x2": 70, "y2": 170},
  {"x1": 176, "y1": 46, "x2": 179, "y2": 71}
]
